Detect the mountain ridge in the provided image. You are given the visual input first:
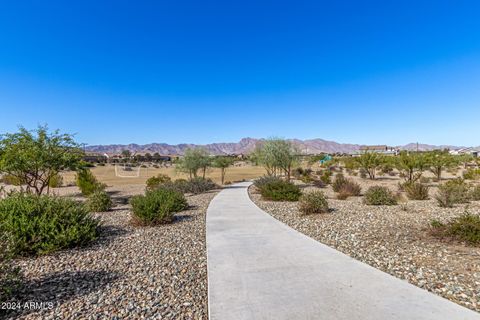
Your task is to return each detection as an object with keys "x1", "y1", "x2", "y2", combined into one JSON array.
[{"x1": 85, "y1": 138, "x2": 465, "y2": 155}]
